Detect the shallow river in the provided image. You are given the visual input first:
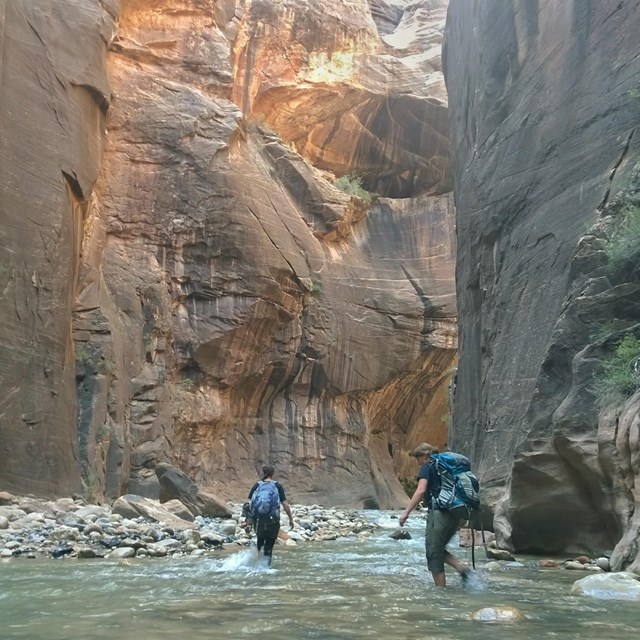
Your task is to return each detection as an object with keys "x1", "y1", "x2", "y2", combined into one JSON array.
[{"x1": 1, "y1": 512, "x2": 637, "y2": 639}]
